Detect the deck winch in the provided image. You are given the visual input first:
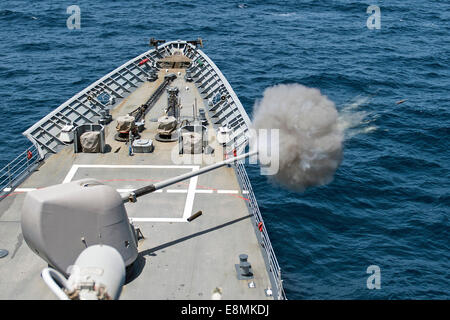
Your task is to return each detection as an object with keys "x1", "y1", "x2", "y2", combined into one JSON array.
[
  {"x1": 114, "y1": 115, "x2": 138, "y2": 142},
  {"x1": 155, "y1": 115, "x2": 178, "y2": 142},
  {"x1": 155, "y1": 86, "x2": 181, "y2": 142}
]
